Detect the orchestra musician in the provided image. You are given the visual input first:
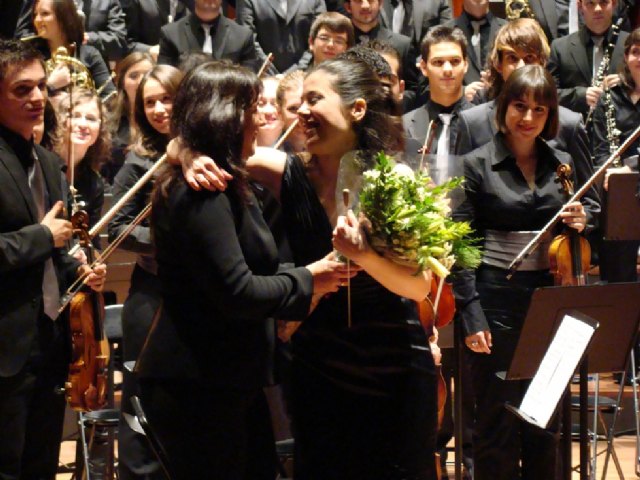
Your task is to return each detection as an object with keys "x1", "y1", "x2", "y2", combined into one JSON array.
[
  {"x1": 0, "y1": 38, "x2": 106, "y2": 480},
  {"x1": 134, "y1": 61, "x2": 351, "y2": 478},
  {"x1": 30, "y1": 0, "x2": 116, "y2": 101},
  {"x1": 54, "y1": 88, "x2": 110, "y2": 240},
  {"x1": 108, "y1": 64, "x2": 183, "y2": 480},
  {"x1": 452, "y1": 65, "x2": 599, "y2": 480},
  {"x1": 170, "y1": 56, "x2": 439, "y2": 479}
]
